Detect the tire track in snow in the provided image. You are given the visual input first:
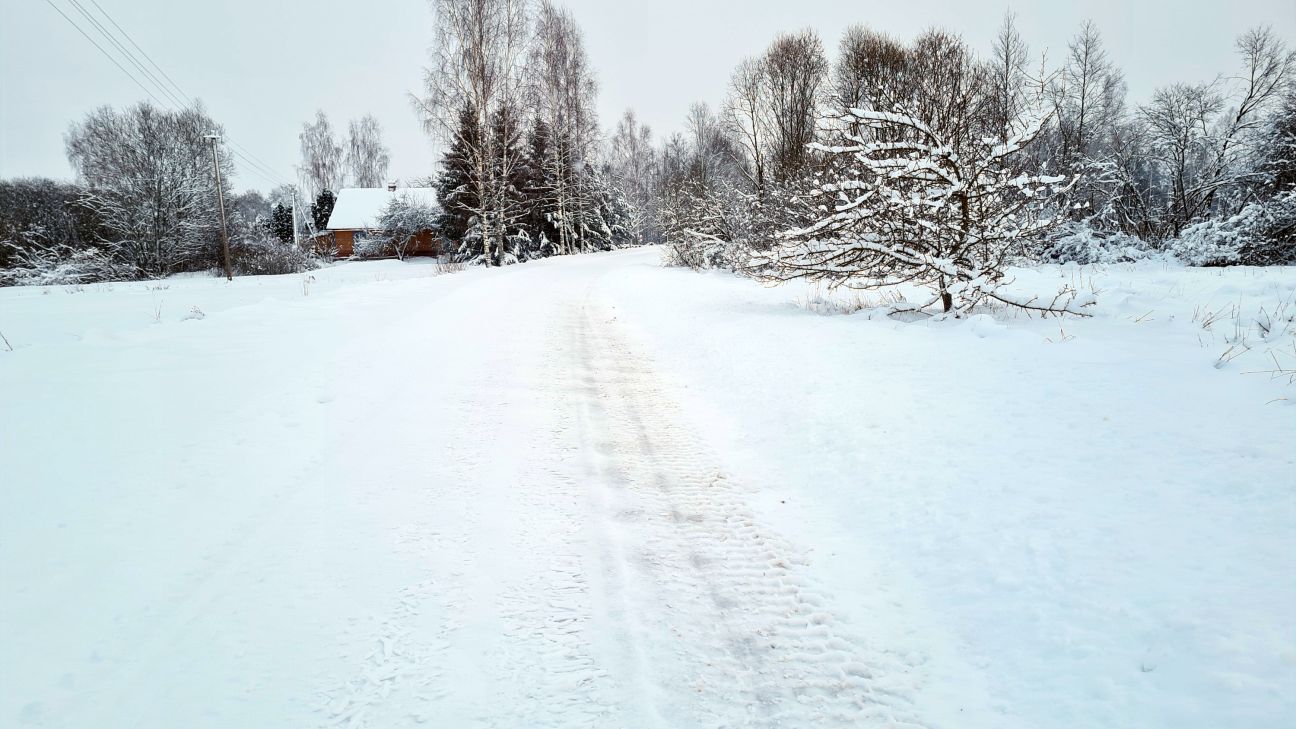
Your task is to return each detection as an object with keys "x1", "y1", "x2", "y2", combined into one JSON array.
[
  {"x1": 312, "y1": 275, "x2": 929, "y2": 728},
  {"x1": 568, "y1": 295, "x2": 929, "y2": 728}
]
